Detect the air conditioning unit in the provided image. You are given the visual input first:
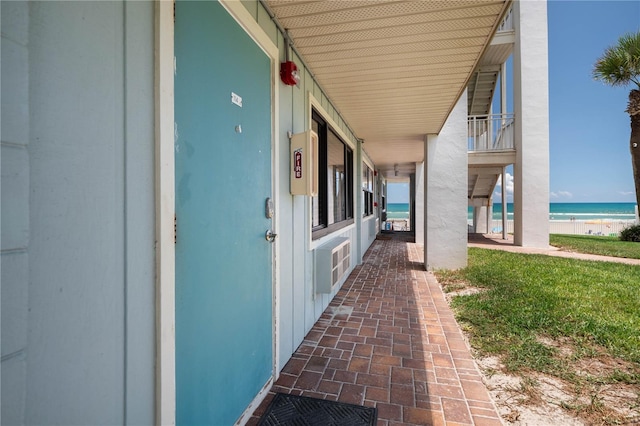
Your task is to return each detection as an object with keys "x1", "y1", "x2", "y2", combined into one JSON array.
[
  {"x1": 315, "y1": 237, "x2": 350, "y2": 294},
  {"x1": 290, "y1": 130, "x2": 318, "y2": 196}
]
